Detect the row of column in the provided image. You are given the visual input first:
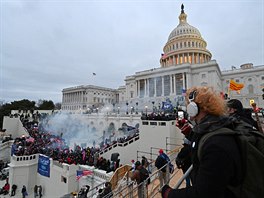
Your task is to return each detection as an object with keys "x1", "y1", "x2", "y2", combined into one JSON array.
[
  {"x1": 63, "y1": 91, "x2": 84, "y2": 103},
  {"x1": 136, "y1": 73, "x2": 186, "y2": 98},
  {"x1": 161, "y1": 52, "x2": 210, "y2": 67}
]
